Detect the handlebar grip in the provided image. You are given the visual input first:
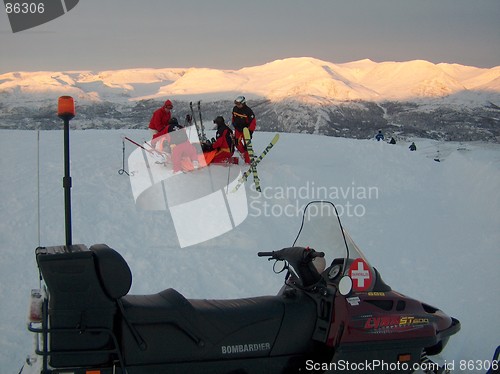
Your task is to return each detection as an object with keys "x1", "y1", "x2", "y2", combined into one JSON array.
[{"x1": 257, "y1": 251, "x2": 274, "y2": 257}]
